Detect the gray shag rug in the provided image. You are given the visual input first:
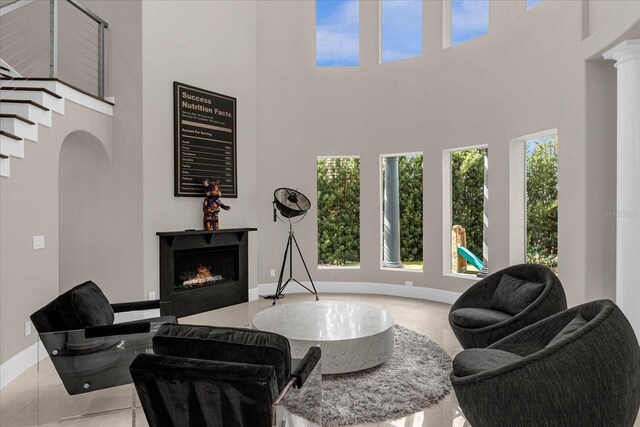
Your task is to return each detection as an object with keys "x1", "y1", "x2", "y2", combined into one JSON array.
[{"x1": 283, "y1": 325, "x2": 452, "y2": 426}]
